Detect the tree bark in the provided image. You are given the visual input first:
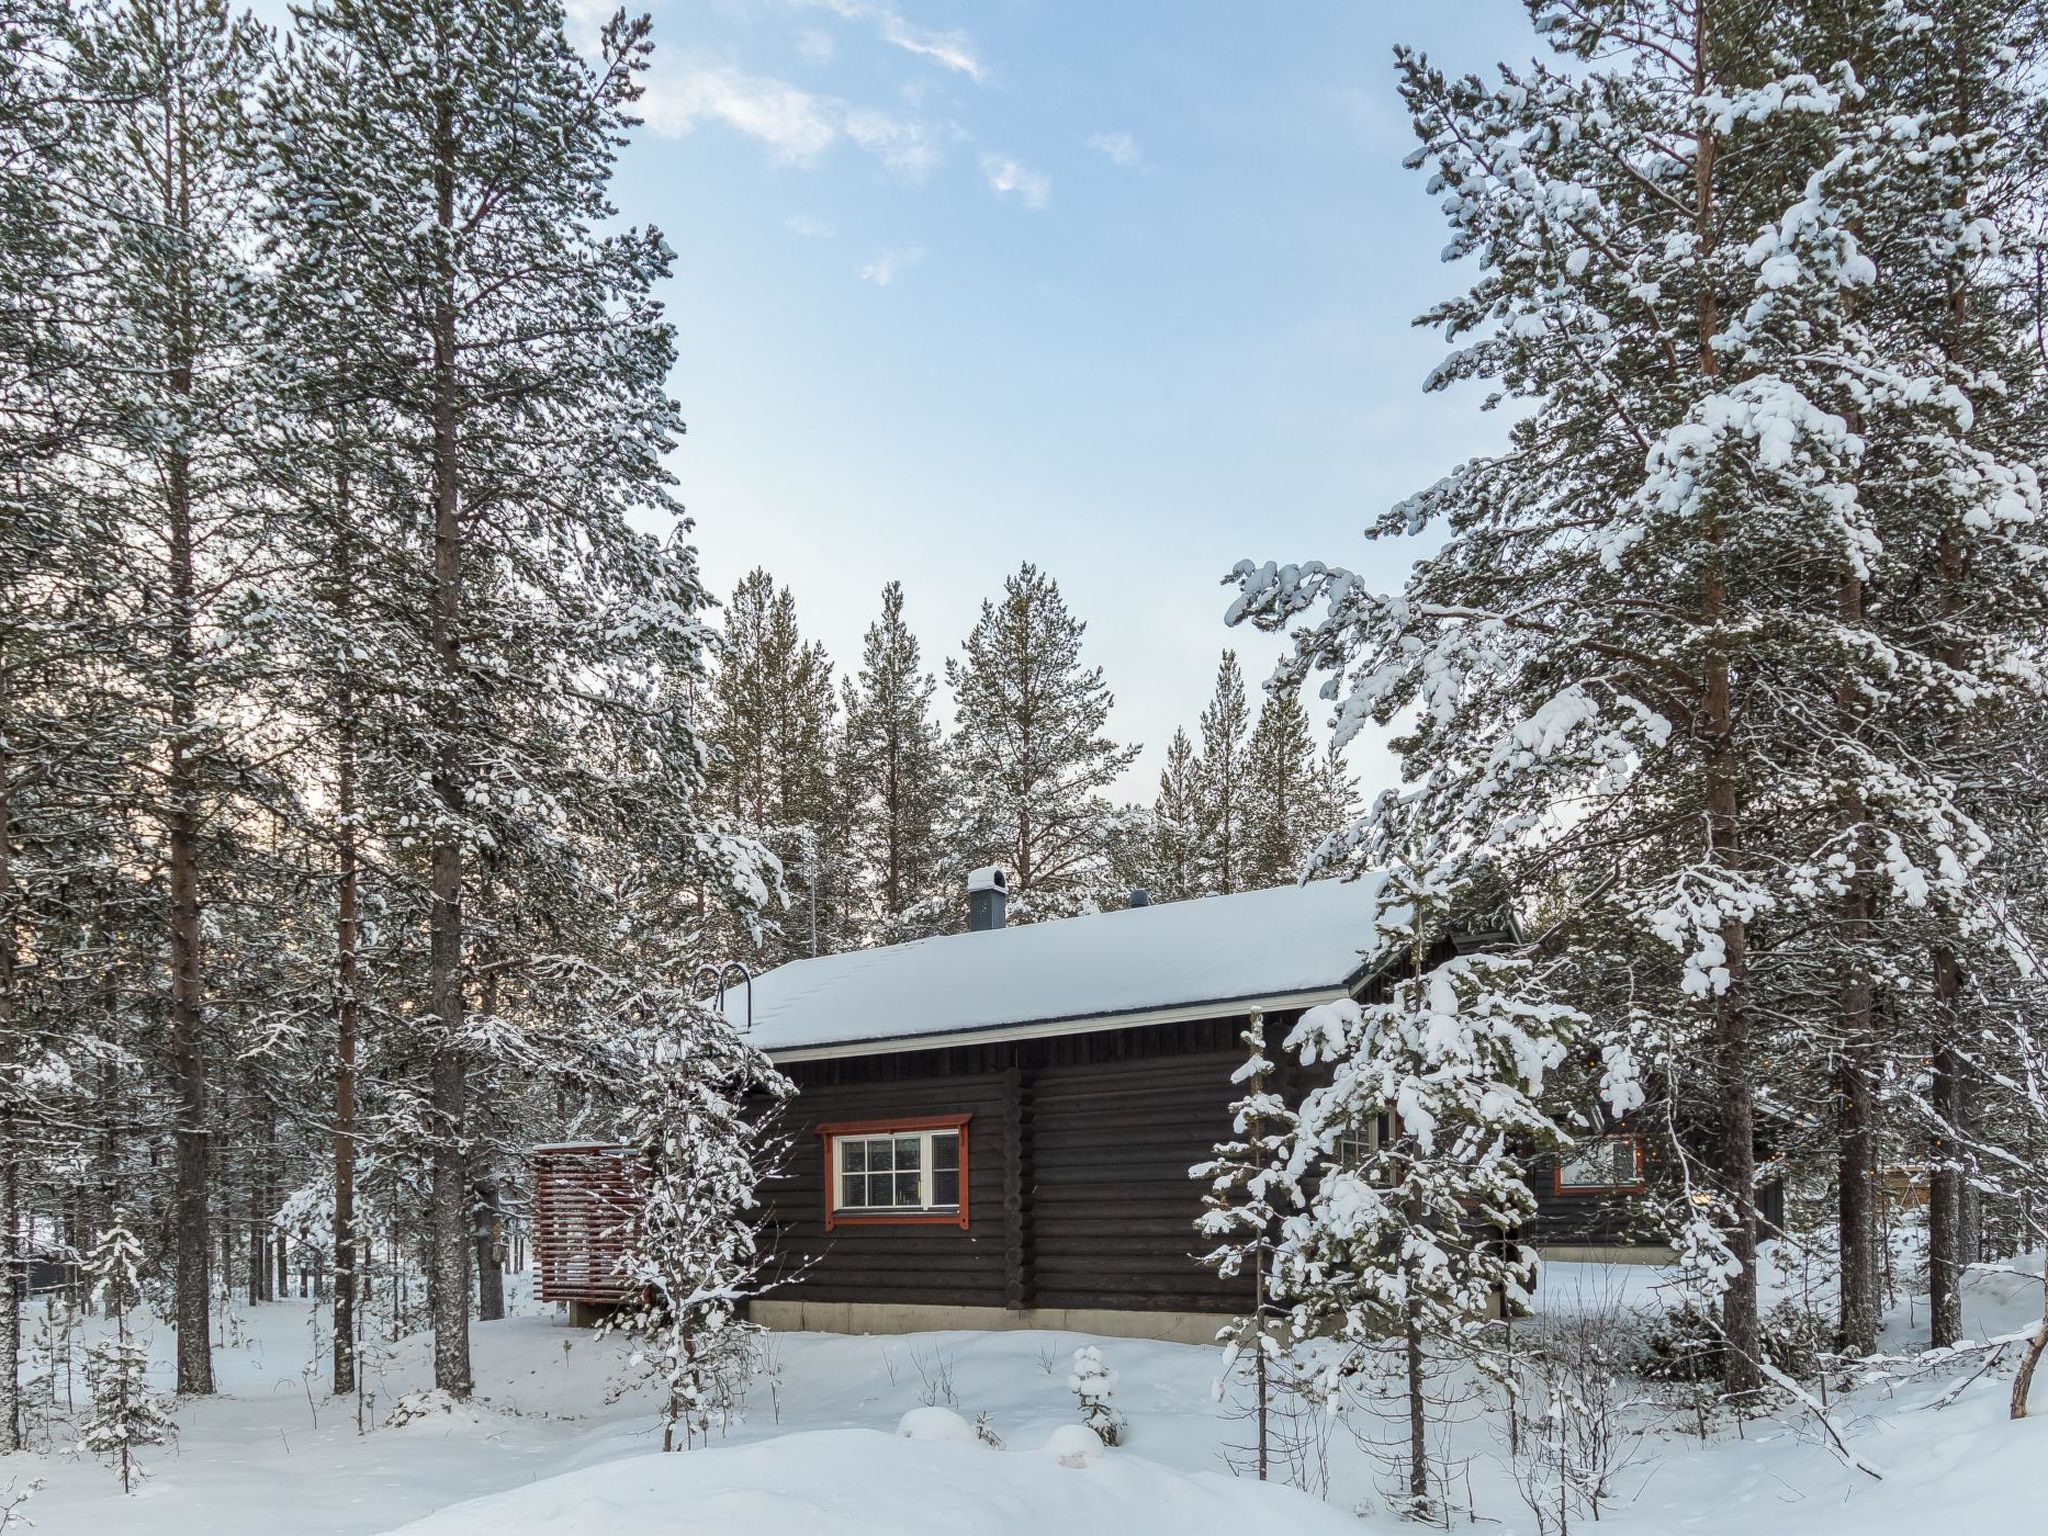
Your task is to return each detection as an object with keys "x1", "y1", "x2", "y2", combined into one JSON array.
[
  {"x1": 1691, "y1": 0, "x2": 1762, "y2": 1401},
  {"x1": 0, "y1": 670, "x2": 21, "y2": 1450},
  {"x1": 332, "y1": 456, "x2": 361, "y2": 1395},
  {"x1": 426, "y1": 54, "x2": 474, "y2": 1399},
  {"x1": 160, "y1": 26, "x2": 214, "y2": 1393},
  {"x1": 1836, "y1": 572, "x2": 1881, "y2": 1358},
  {"x1": 1928, "y1": 943, "x2": 1965, "y2": 1347},
  {"x1": 473, "y1": 1178, "x2": 504, "y2": 1322}
]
